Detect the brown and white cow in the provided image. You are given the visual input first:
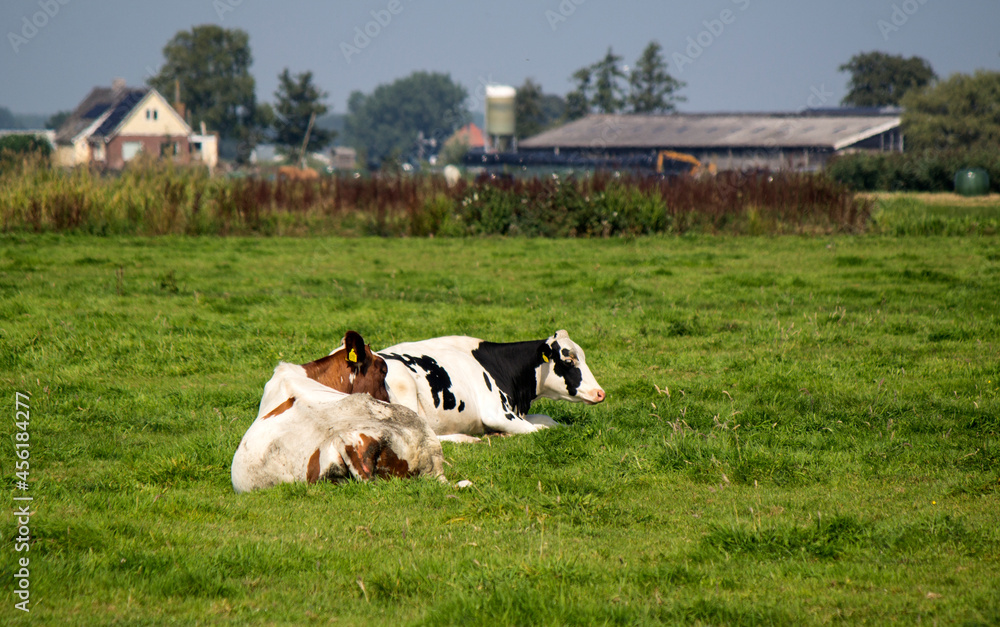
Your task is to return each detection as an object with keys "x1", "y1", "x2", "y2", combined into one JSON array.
[
  {"x1": 231, "y1": 331, "x2": 444, "y2": 493},
  {"x1": 257, "y1": 330, "x2": 391, "y2": 414}
]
